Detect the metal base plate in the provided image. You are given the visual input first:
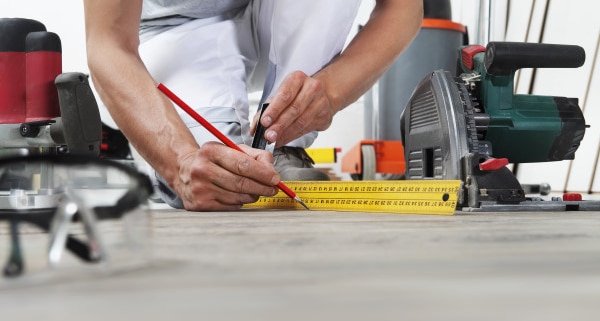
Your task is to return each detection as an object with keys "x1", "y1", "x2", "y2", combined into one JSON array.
[{"x1": 463, "y1": 200, "x2": 600, "y2": 212}]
